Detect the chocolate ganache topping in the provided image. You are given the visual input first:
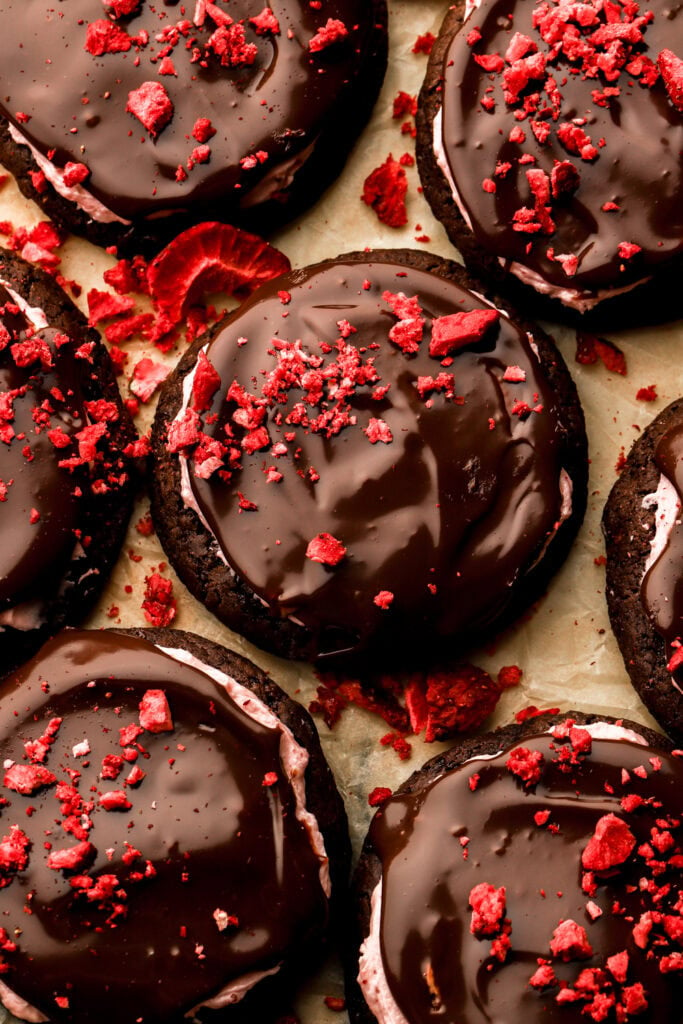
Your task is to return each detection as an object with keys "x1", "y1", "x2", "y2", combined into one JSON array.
[
  {"x1": 0, "y1": 287, "x2": 91, "y2": 615},
  {"x1": 366, "y1": 724, "x2": 683, "y2": 1023},
  {"x1": 439, "y1": 0, "x2": 683, "y2": 298},
  {"x1": 0, "y1": 630, "x2": 328, "y2": 1023},
  {"x1": 641, "y1": 423, "x2": 683, "y2": 682},
  {"x1": 175, "y1": 259, "x2": 571, "y2": 660},
  {"x1": 0, "y1": 0, "x2": 381, "y2": 222}
]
